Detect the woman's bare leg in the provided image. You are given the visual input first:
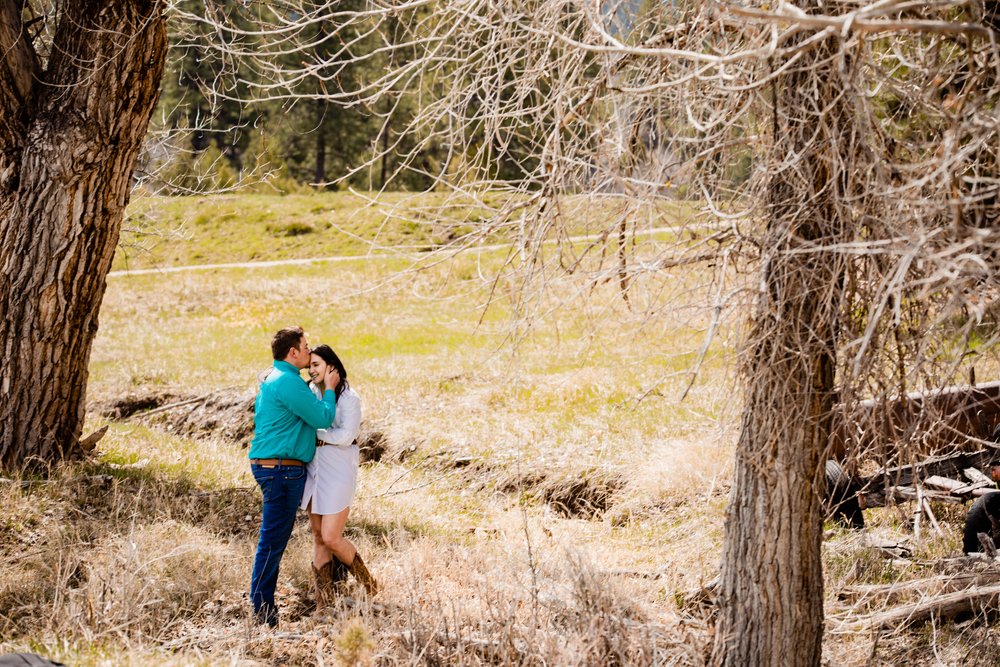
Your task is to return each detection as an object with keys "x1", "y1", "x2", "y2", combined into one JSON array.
[
  {"x1": 321, "y1": 506, "x2": 377, "y2": 595},
  {"x1": 320, "y1": 507, "x2": 357, "y2": 565}
]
